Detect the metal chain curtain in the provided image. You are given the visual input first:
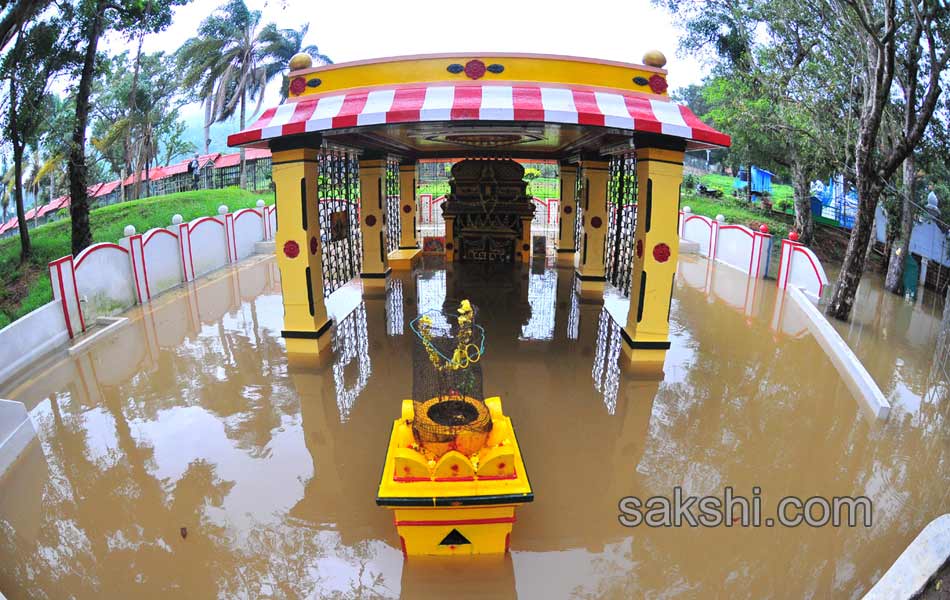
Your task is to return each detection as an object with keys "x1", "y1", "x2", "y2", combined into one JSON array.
[
  {"x1": 318, "y1": 149, "x2": 362, "y2": 297},
  {"x1": 385, "y1": 160, "x2": 401, "y2": 255},
  {"x1": 604, "y1": 155, "x2": 638, "y2": 296},
  {"x1": 573, "y1": 165, "x2": 583, "y2": 259}
]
